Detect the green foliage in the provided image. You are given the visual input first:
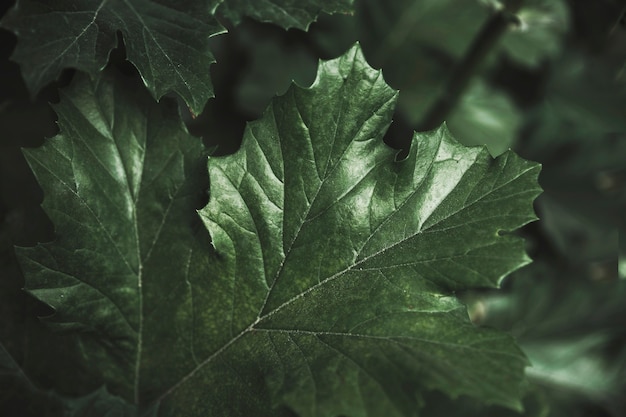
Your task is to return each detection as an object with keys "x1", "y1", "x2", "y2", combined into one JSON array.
[
  {"x1": 0, "y1": 0, "x2": 624, "y2": 416},
  {"x1": 217, "y1": 0, "x2": 354, "y2": 29},
  {"x1": 0, "y1": 0, "x2": 223, "y2": 115},
  {"x1": 10, "y1": 44, "x2": 539, "y2": 416}
]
